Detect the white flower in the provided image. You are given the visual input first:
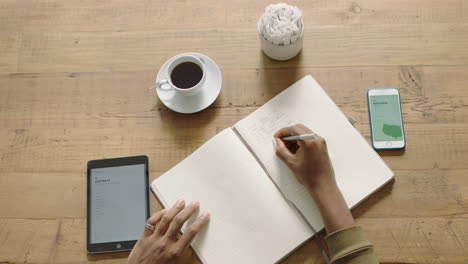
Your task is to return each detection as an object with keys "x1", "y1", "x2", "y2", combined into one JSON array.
[{"x1": 260, "y1": 3, "x2": 303, "y2": 45}]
